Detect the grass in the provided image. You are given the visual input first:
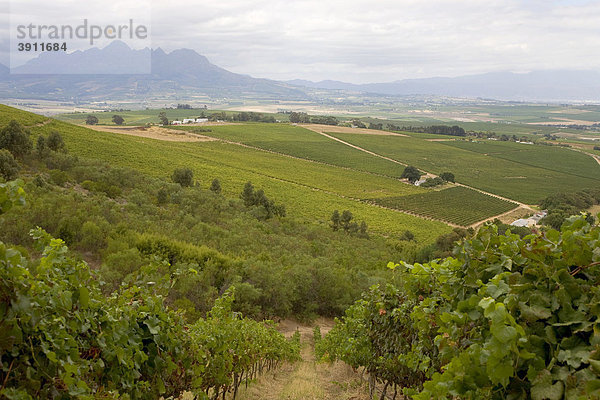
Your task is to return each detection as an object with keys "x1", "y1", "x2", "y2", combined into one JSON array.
[
  {"x1": 323, "y1": 131, "x2": 600, "y2": 204},
  {"x1": 369, "y1": 186, "x2": 517, "y2": 226},
  {"x1": 27, "y1": 119, "x2": 451, "y2": 242}
]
